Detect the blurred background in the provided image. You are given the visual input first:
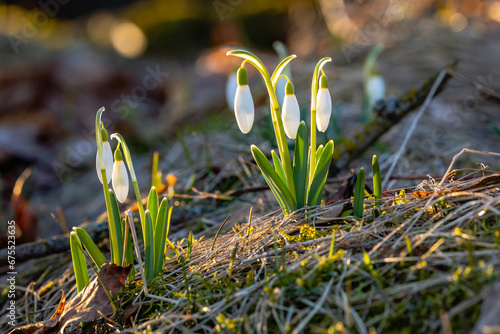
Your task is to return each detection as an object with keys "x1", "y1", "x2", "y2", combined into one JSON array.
[{"x1": 1, "y1": 0, "x2": 500, "y2": 244}]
